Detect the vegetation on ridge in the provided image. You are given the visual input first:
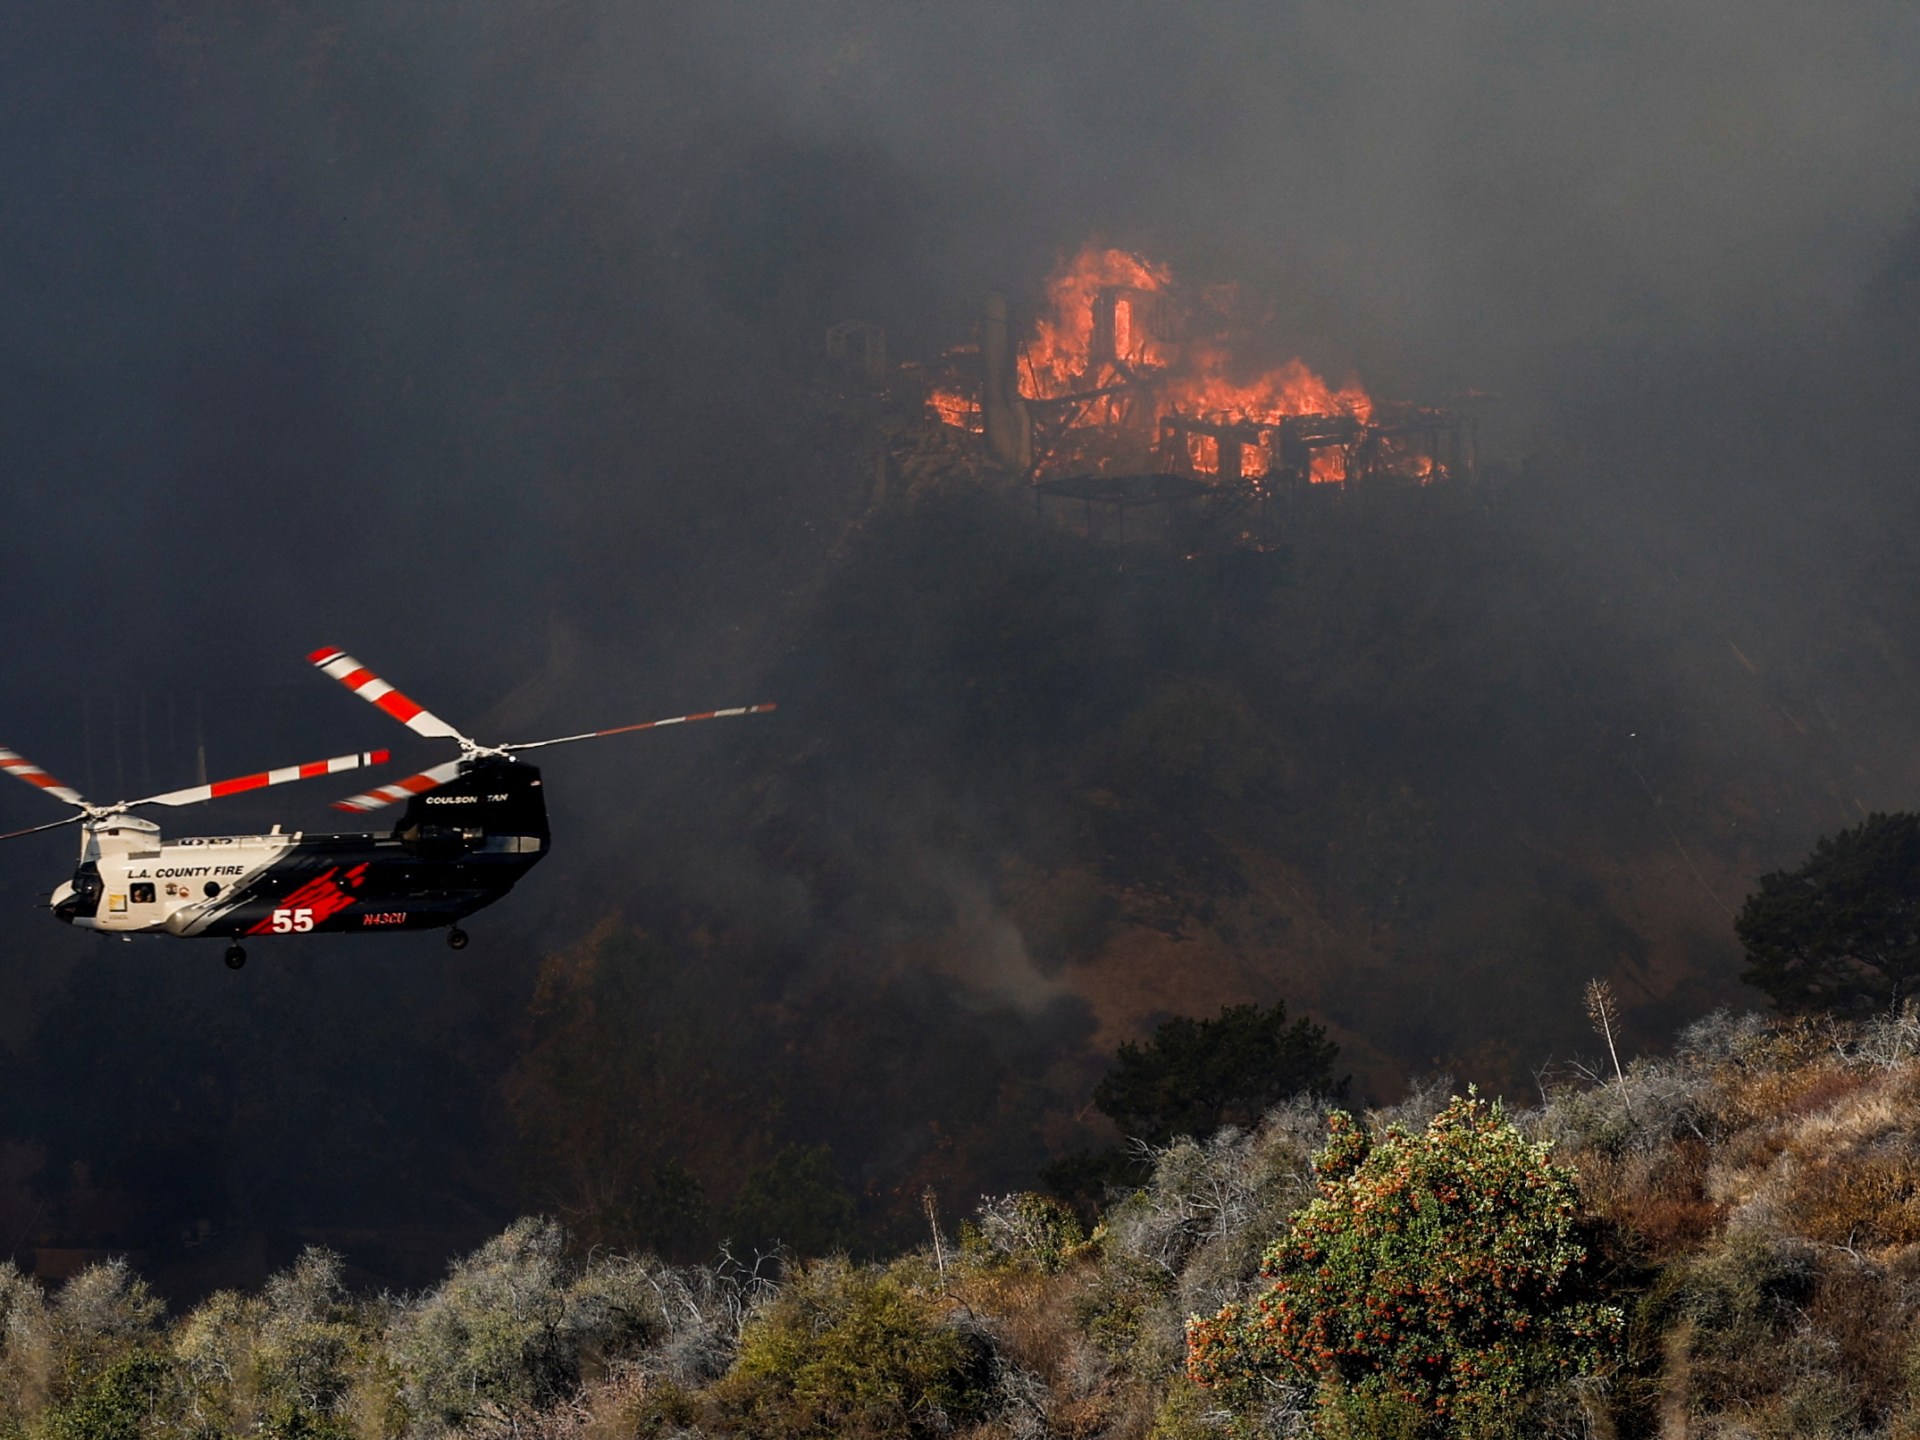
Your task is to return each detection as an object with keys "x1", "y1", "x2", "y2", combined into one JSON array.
[{"x1": 14, "y1": 1002, "x2": 1920, "y2": 1436}]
